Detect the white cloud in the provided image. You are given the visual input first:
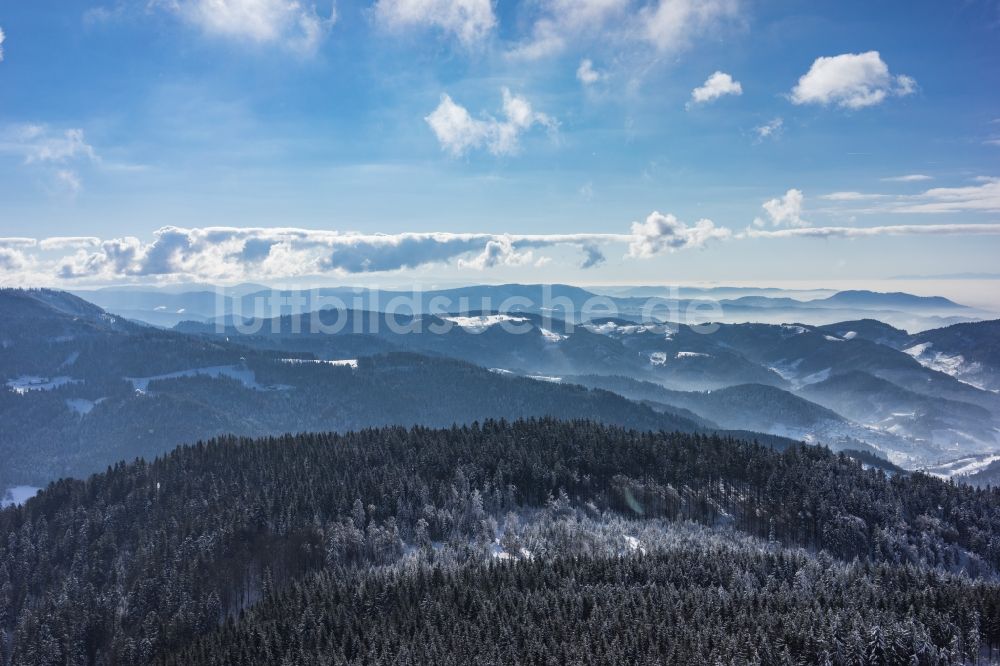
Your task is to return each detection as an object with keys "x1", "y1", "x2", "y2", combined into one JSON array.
[
  {"x1": 0, "y1": 26, "x2": 6, "y2": 62},
  {"x1": 822, "y1": 176, "x2": 1000, "y2": 215},
  {"x1": 39, "y1": 237, "x2": 101, "y2": 251},
  {"x1": 3, "y1": 227, "x2": 628, "y2": 282},
  {"x1": 458, "y1": 236, "x2": 535, "y2": 270},
  {"x1": 1, "y1": 125, "x2": 97, "y2": 164},
  {"x1": 425, "y1": 88, "x2": 556, "y2": 157},
  {"x1": 0, "y1": 219, "x2": 737, "y2": 282},
  {"x1": 894, "y1": 177, "x2": 1000, "y2": 214},
  {"x1": 1, "y1": 125, "x2": 99, "y2": 192},
  {"x1": 746, "y1": 223, "x2": 1000, "y2": 240},
  {"x1": 508, "y1": 0, "x2": 629, "y2": 60},
  {"x1": 754, "y1": 189, "x2": 808, "y2": 227},
  {"x1": 818, "y1": 177, "x2": 1000, "y2": 215},
  {"x1": 9, "y1": 214, "x2": 1000, "y2": 283},
  {"x1": 162, "y1": 0, "x2": 334, "y2": 54},
  {"x1": 790, "y1": 51, "x2": 916, "y2": 109},
  {"x1": 0, "y1": 238, "x2": 37, "y2": 248},
  {"x1": 627, "y1": 212, "x2": 731, "y2": 258},
  {"x1": 507, "y1": 0, "x2": 738, "y2": 61},
  {"x1": 754, "y1": 117, "x2": 783, "y2": 141},
  {"x1": 576, "y1": 59, "x2": 604, "y2": 85},
  {"x1": 640, "y1": 0, "x2": 741, "y2": 53},
  {"x1": 689, "y1": 71, "x2": 742, "y2": 106},
  {"x1": 424, "y1": 95, "x2": 489, "y2": 156},
  {"x1": 819, "y1": 192, "x2": 887, "y2": 201},
  {"x1": 0, "y1": 247, "x2": 29, "y2": 272},
  {"x1": 374, "y1": 0, "x2": 495, "y2": 46},
  {"x1": 56, "y1": 170, "x2": 83, "y2": 195},
  {"x1": 882, "y1": 174, "x2": 932, "y2": 182}
]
